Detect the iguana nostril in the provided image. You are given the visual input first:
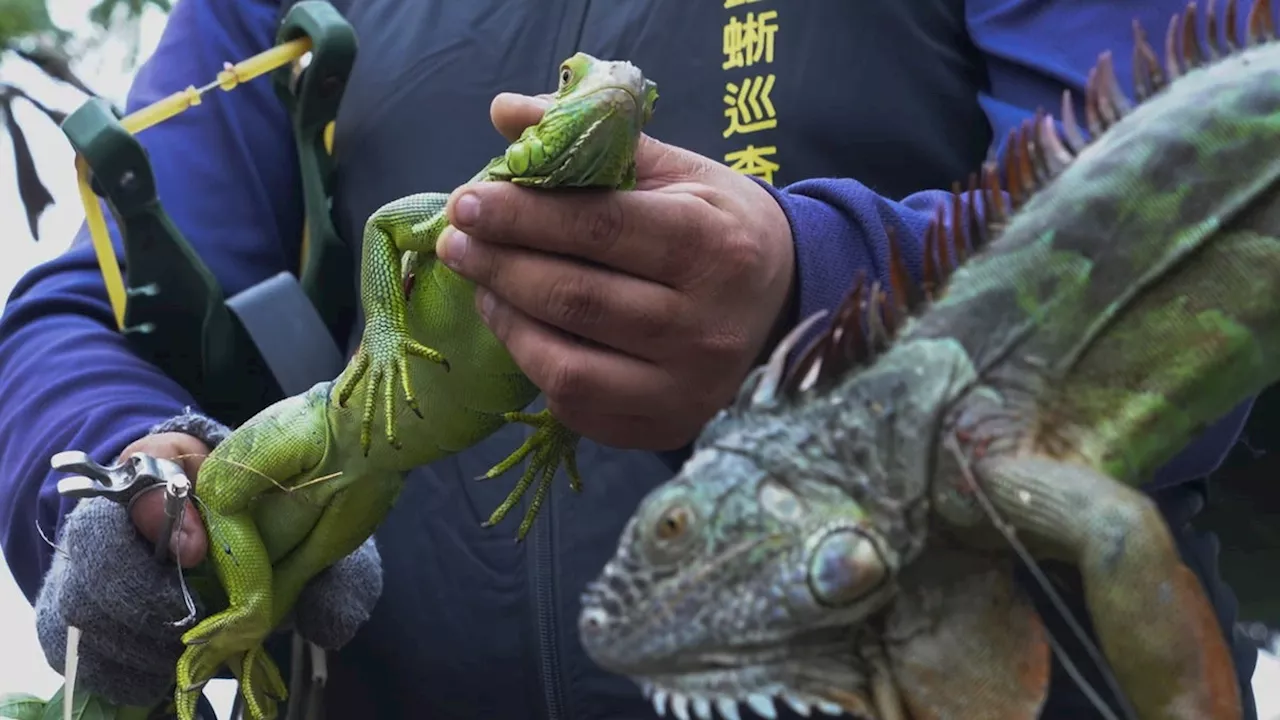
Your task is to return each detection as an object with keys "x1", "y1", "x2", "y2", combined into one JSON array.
[
  {"x1": 806, "y1": 528, "x2": 886, "y2": 608},
  {"x1": 579, "y1": 606, "x2": 611, "y2": 634}
]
